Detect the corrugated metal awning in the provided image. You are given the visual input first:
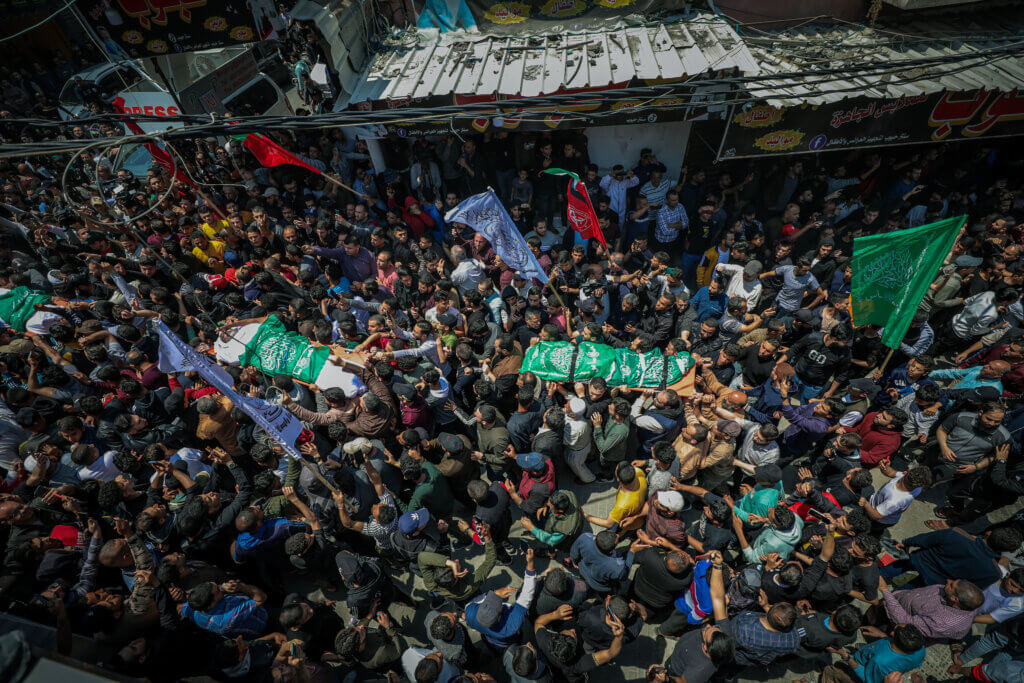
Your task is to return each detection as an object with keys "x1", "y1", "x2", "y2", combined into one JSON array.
[
  {"x1": 742, "y1": 9, "x2": 1024, "y2": 107},
  {"x1": 348, "y1": 12, "x2": 756, "y2": 105}
]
